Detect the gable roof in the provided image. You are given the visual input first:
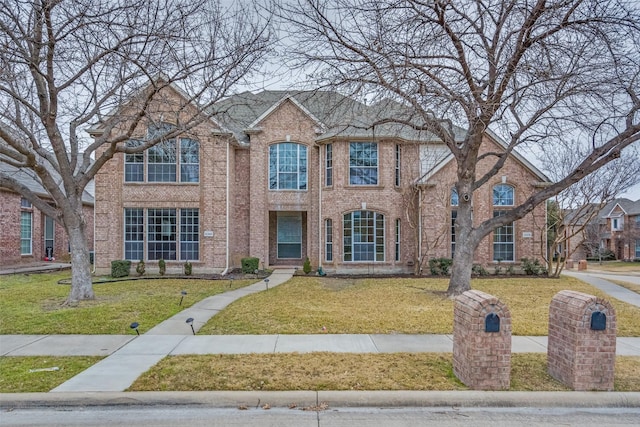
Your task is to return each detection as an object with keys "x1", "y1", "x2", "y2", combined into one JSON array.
[{"x1": 604, "y1": 198, "x2": 640, "y2": 217}]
